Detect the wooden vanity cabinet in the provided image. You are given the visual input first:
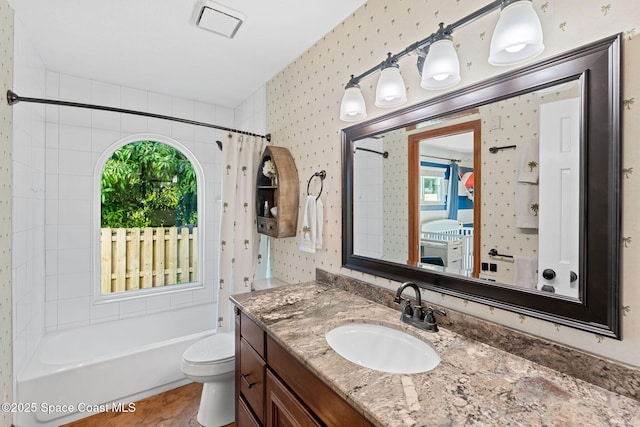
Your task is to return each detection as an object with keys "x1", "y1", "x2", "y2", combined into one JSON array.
[{"x1": 235, "y1": 308, "x2": 373, "y2": 427}]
